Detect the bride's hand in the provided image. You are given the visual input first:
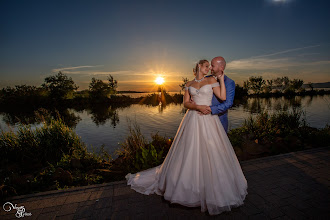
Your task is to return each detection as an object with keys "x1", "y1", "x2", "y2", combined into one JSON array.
[
  {"x1": 217, "y1": 70, "x2": 225, "y2": 80},
  {"x1": 189, "y1": 99, "x2": 196, "y2": 105},
  {"x1": 197, "y1": 105, "x2": 211, "y2": 115}
]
